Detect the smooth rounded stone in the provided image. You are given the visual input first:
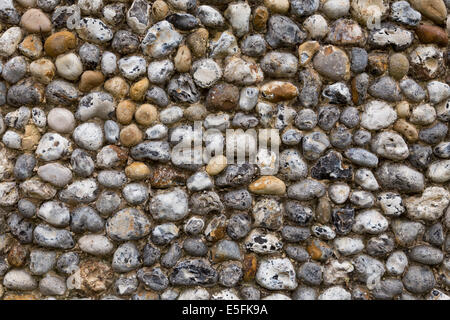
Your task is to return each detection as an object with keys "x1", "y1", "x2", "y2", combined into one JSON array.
[
  {"x1": 146, "y1": 60, "x2": 174, "y2": 85},
  {"x1": 313, "y1": 45, "x2": 350, "y2": 81},
  {"x1": 78, "y1": 43, "x2": 100, "y2": 70},
  {"x1": 140, "y1": 244, "x2": 160, "y2": 267},
  {"x1": 333, "y1": 237, "x2": 364, "y2": 256},
  {"x1": 406, "y1": 187, "x2": 450, "y2": 221},
  {"x1": 210, "y1": 240, "x2": 242, "y2": 262},
  {"x1": 392, "y1": 220, "x2": 425, "y2": 247},
  {"x1": 118, "y1": 56, "x2": 146, "y2": 81},
  {"x1": 408, "y1": 144, "x2": 433, "y2": 169},
  {"x1": 103, "y1": 121, "x2": 120, "y2": 144},
  {"x1": 240, "y1": 34, "x2": 266, "y2": 57},
  {"x1": 2, "y1": 131, "x2": 21, "y2": 150},
  {"x1": 256, "y1": 258, "x2": 297, "y2": 290},
  {"x1": 349, "y1": 48, "x2": 368, "y2": 74},
  {"x1": 399, "y1": 79, "x2": 426, "y2": 102},
  {"x1": 371, "y1": 131, "x2": 409, "y2": 161},
  {"x1": 106, "y1": 208, "x2": 151, "y2": 241},
  {"x1": 297, "y1": 262, "x2": 323, "y2": 286},
  {"x1": 14, "y1": 155, "x2": 36, "y2": 181},
  {"x1": 149, "y1": 188, "x2": 188, "y2": 221},
  {"x1": 29, "y1": 250, "x2": 56, "y2": 276},
  {"x1": 433, "y1": 141, "x2": 450, "y2": 158},
  {"x1": 303, "y1": 14, "x2": 328, "y2": 39},
  {"x1": 115, "y1": 275, "x2": 139, "y2": 296},
  {"x1": 47, "y1": 108, "x2": 75, "y2": 134},
  {"x1": 78, "y1": 235, "x2": 114, "y2": 256},
  {"x1": 410, "y1": 104, "x2": 437, "y2": 126},
  {"x1": 409, "y1": 0, "x2": 447, "y2": 24},
  {"x1": 152, "y1": 223, "x2": 179, "y2": 246},
  {"x1": 353, "y1": 168, "x2": 378, "y2": 191},
  {"x1": 44, "y1": 81, "x2": 77, "y2": 106},
  {"x1": 73, "y1": 123, "x2": 103, "y2": 151},
  {"x1": 376, "y1": 162, "x2": 424, "y2": 193},
  {"x1": 69, "y1": 149, "x2": 94, "y2": 178},
  {"x1": 328, "y1": 183, "x2": 350, "y2": 205},
  {"x1": 352, "y1": 254, "x2": 385, "y2": 289},
  {"x1": 197, "y1": 5, "x2": 225, "y2": 28},
  {"x1": 159, "y1": 106, "x2": 183, "y2": 125},
  {"x1": 419, "y1": 122, "x2": 448, "y2": 146},
  {"x1": 349, "y1": 190, "x2": 374, "y2": 209},
  {"x1": 7, "y1": 213, "x2": 34, "y2": 243},
  {"x1": 322, "y1": 0, "x2": 350, "y2": 18},
  {"x1": 424, "y1": 223, "x2": 445, "y2": 246},
  {"x1": 101, "y1": 52, "x2": 117, "y2": 77},
  {"x1": 389, "y1": 53, "x2": 410, "y2": 80},
  {"x1": 121, "y1": 183, "x2": 147, "y2": 205},
  {"x1": 409, "y1": 245, "x2": 444, "y2": 265},
  {"x1": 368, "y1": 76, "x2": 401, "y2": 102},
  {"x1": 390, "y1": 1, "x2": 421, "y2": 26},
  {"x1": 19, "y1": 178, "x2": 57, "y2": 201},
  {"x1": 344, "y1": 148, "x2": 378, "y2": 168},
  {"x1": 39, "y1": 274, "x2": 66, "y2": 296},
  {"x1": 97, "y1": 170, "x2": 127, "y2": 189},
  {"x1": 231, "y1": 112, "x2": 258, "y2": 129},
  {"x1": 2, "y1": 56, "x2": 27, "y2": 84},
  {"x1": 33, "y1": 224, "x2": 74, "y2": 249},
  {"x1": 288, "y1": 179, "x2": 325, "y2": 201},
  {"x1": 3, "y1": 270, "x2": 37, "y2": 291},
  {"x1": 54, "y1": 53, "x2": 83, "y2": 81},
  {"x1": 71, "y1": 206, "x2": 104, "y2": 233},
  {"x1": 317, "y1": 286, "x2": 350, "y2": 300},
  {"x1": 112, "y1": 242, "x2": 141, "y2": 273},
  {"x1": 281, "y1": 128, "x2": 303, "y2": 145},
  {"x1": 38, "y1": 201, "x2": 70, "y2": 227},
  {"x1": 295, "y1": 109, "x2": 317, "y2": 130},
  {"x1": 0, "y1": 27, "x2": 22, "y2": 57},
  {"x1": 182, "y1": 238, "x2": 208, "y2": 257},
  {"x1": 402, "y1": 265, "x2": 435, "y2": 294},
  {"x1": 283, "y1": 245, "x2": 309, "y2": 263},
  {"x1": 302, "y1": 132, "x2": 330, "y2": 161},
  {"x1": 37, "y1": 163, "x2": 72, "y2": 188},
  {"x1": 291, "y1": 0, "x2": 319, "y2": 17},
  {"x1": 18, "y1": 199, "x2": 36, "y2": 218},
  {"x1": 428, "y1": 81, "x2": 450, "y2": 105},
  {"x1": 166, "y1": 13, "x2": 199, "y2": 31},
  {"x1": 386, "y1": 251, "x2": 408, "y2": 276}
]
